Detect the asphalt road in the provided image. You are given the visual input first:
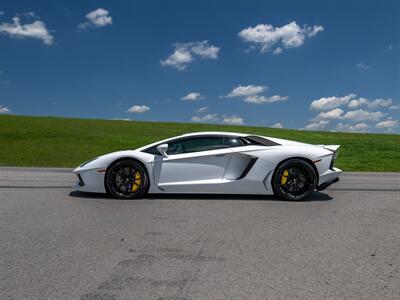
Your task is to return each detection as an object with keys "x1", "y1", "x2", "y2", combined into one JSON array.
[{"x1": 0, "y1": 168, "x2": 399, "y2": 300}]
